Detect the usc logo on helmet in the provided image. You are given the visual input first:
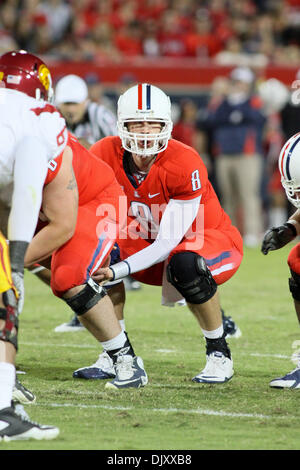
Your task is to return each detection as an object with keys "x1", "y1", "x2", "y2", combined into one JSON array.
[{"x1": 38, "y1": 64, "x2": 50, "y2": 91}]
